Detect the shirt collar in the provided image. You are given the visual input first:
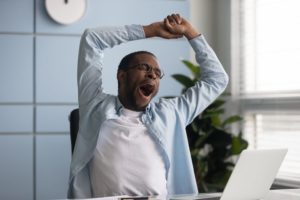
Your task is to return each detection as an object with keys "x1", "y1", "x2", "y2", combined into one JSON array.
[{"x1": 115, "y1": 97, "x2": 152, "y2": 117}]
